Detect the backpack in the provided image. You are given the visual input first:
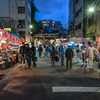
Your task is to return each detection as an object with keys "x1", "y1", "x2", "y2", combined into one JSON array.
[{"x1": 55, "y1": 56, "x2": 59, "y2": 62}]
